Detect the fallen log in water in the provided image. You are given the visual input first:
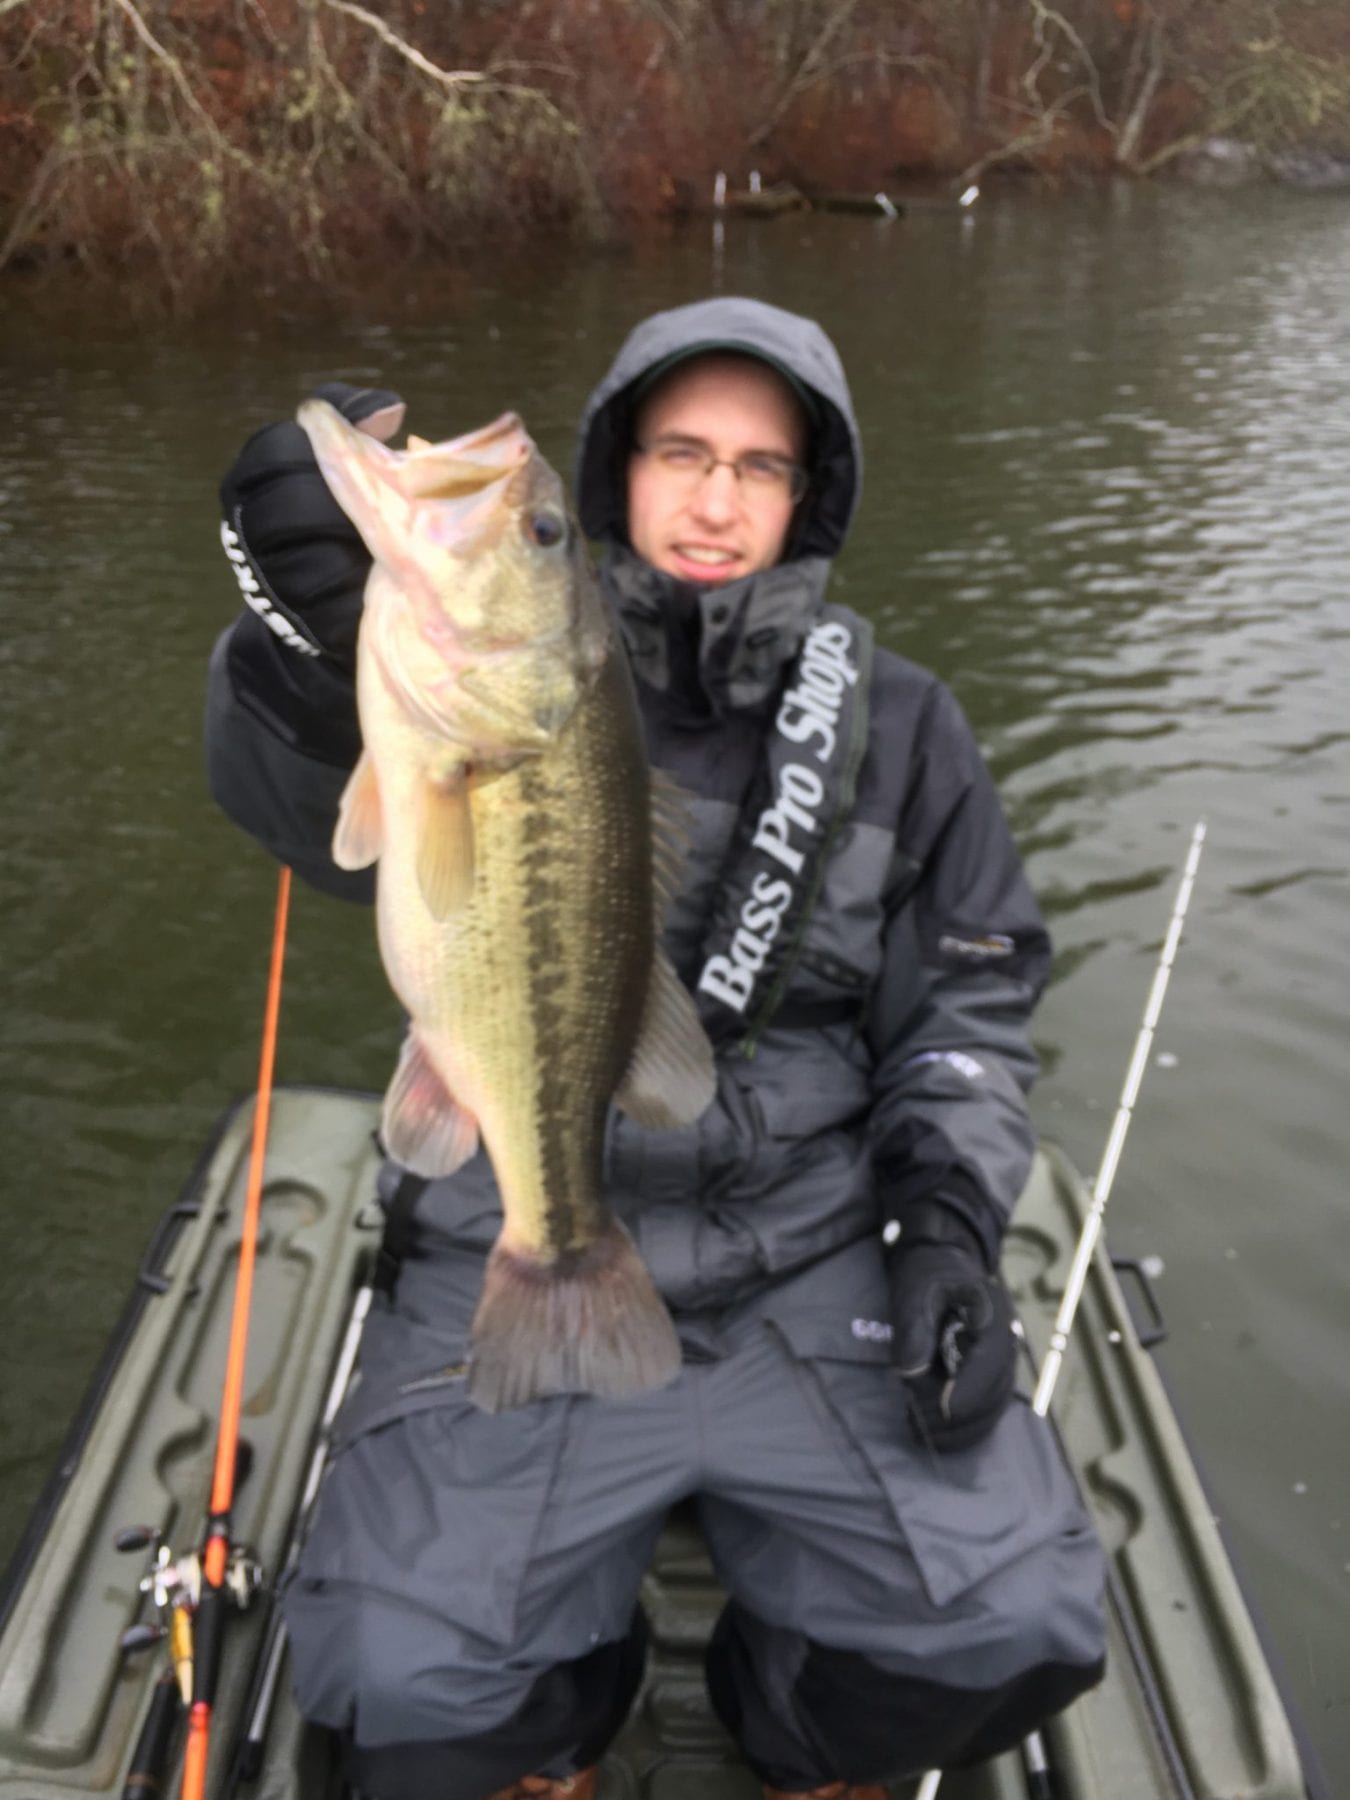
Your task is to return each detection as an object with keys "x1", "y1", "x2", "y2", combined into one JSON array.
[
  {"x1": 813, "y1": 191, "x2": 906, "y2": 216},
  {"x1": 716, "y1": 185, "x2": 906, "y2": 218},
  {"x1": 721, "y1": 184, "x2": 810, "y2": 215}
]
